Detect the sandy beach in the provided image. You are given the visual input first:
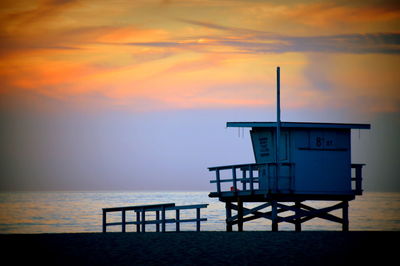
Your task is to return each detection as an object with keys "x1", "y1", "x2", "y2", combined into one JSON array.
[{"x1": 1, "y1": 231, "x2": 397, "y2": 265}]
